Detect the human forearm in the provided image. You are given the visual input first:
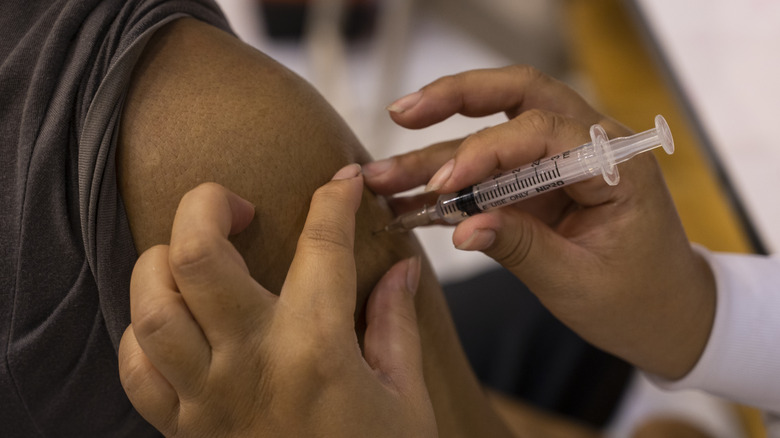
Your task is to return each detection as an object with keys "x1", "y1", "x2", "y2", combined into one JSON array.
[{"x1": 652, "y1": 247, "x2": 780, "y2": 412}]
